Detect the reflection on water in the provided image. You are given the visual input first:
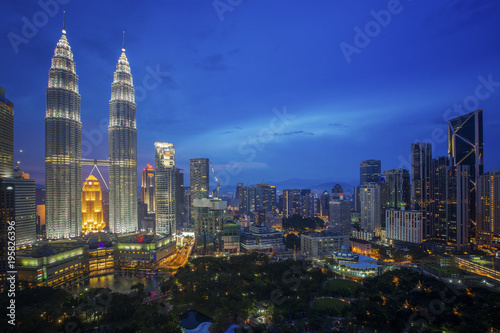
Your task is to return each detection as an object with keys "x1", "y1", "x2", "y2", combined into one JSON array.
[{"x1": 71, "y1": 274, "x2": 162, "y2": 295}]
